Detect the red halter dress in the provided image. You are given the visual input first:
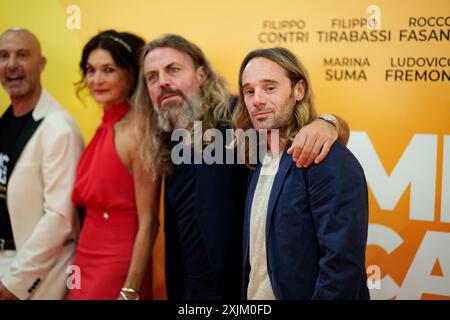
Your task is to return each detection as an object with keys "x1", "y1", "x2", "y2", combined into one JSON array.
[{"x1": 69, "y1": 102, "x2": 151, "y2": 300}]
